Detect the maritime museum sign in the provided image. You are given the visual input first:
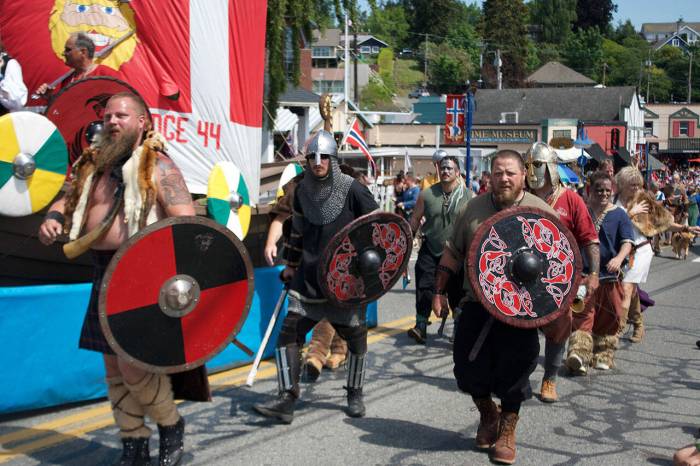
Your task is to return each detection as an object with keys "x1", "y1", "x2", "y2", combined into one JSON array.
[{"x1": 470, "y1": 129, "x2": 538, "y2": 144}]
